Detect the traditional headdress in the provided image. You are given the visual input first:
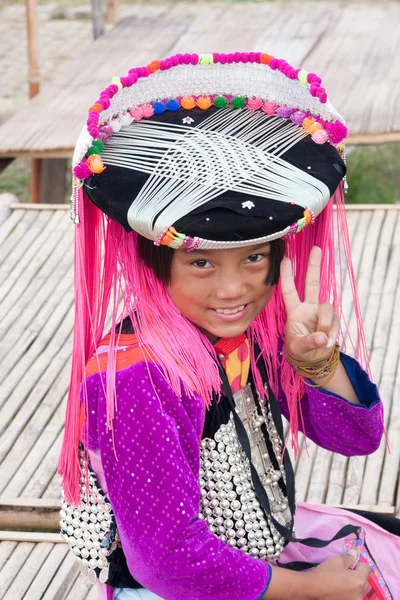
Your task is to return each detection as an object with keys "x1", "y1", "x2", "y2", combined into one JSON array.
[{"x1": 61, "y1": 52, "x2": 367, "y2": 503}]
